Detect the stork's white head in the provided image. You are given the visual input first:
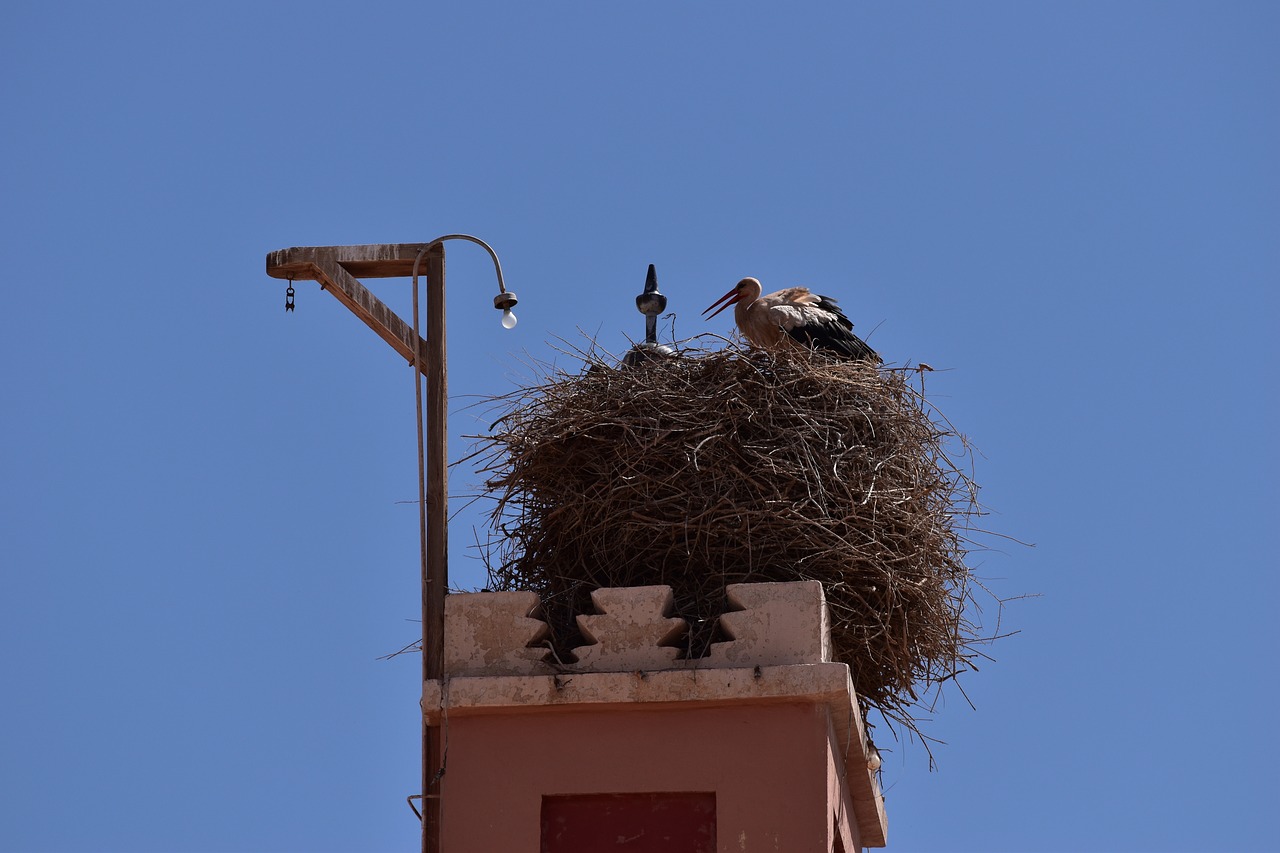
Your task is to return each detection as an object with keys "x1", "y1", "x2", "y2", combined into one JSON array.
[{"x1": 703, "y1": 277, "x2": 763, "y2": 320}]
